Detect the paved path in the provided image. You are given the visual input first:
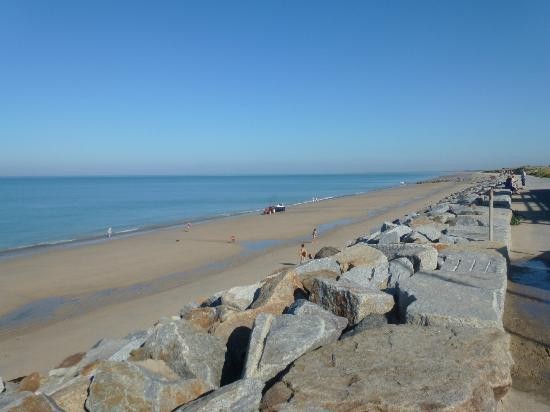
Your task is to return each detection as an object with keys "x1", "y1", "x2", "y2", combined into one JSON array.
[{"x1": 502, "y1": 175, "x2": 550, "y2": 409}]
